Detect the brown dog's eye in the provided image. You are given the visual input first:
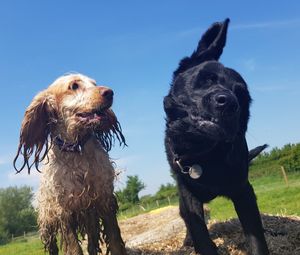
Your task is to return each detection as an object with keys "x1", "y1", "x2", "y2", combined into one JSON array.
[{"x1": 70, "y1": 82, "x2": 79, "y2": 90}]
